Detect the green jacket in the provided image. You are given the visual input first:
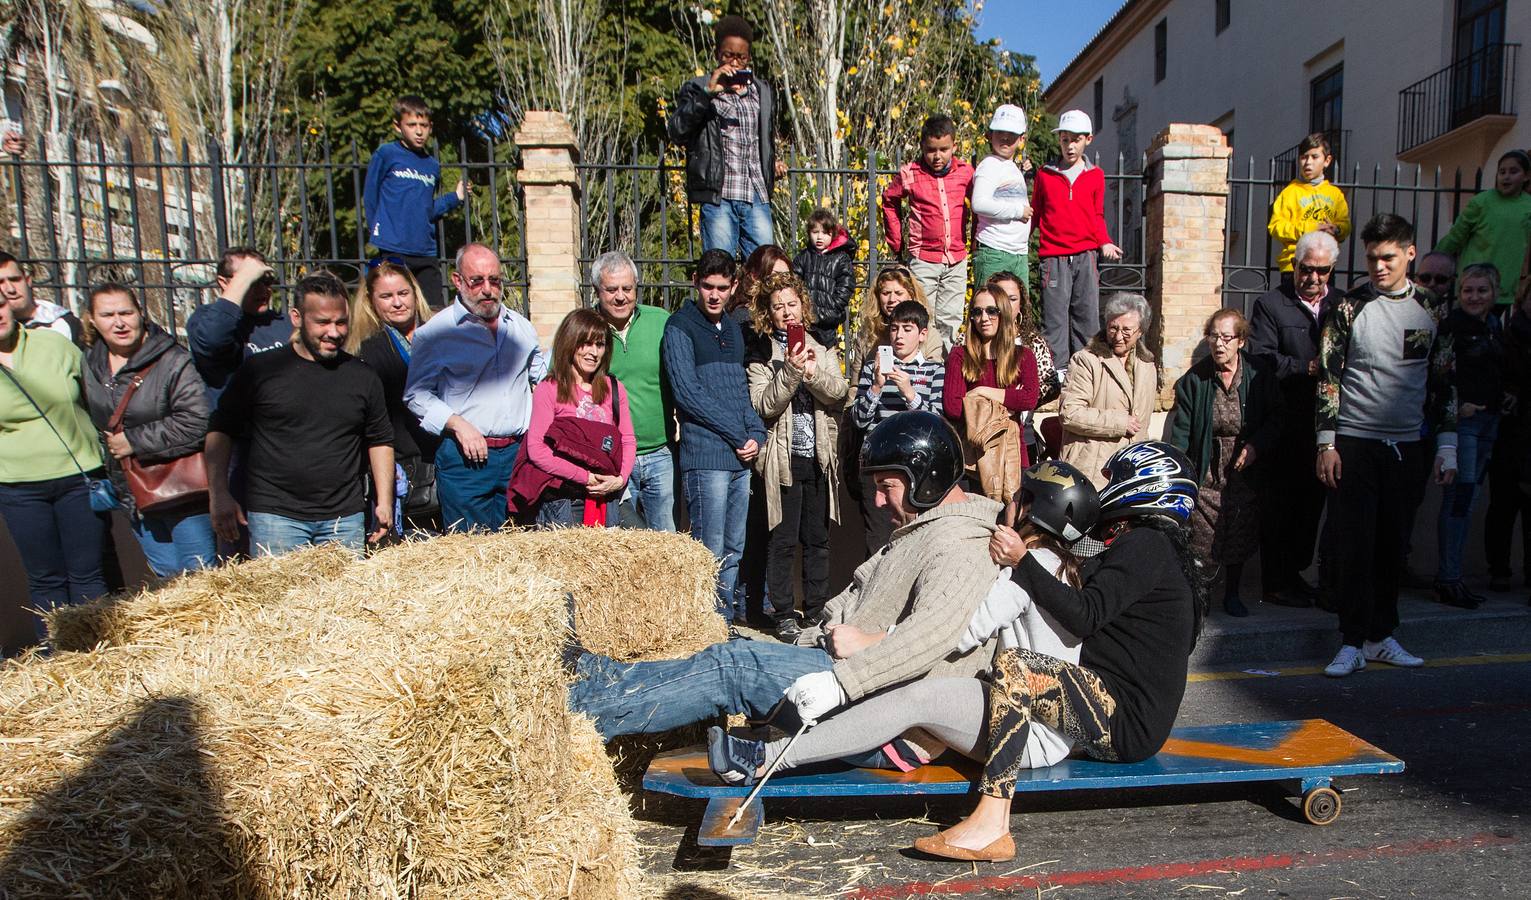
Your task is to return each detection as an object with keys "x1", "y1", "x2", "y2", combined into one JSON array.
[
  {"x1": 0, "y1": 328, "x2": 103, "y2": 483},
  {"x1": 1435, "y1": 189, "x2": 1531, "y2": 305},
  {"x1": 1168, "y1": 351, "x2": 1282, "y2": 482},
  {"x1": 607, "y1": 304, "x2": 673, "y2": 455}
]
